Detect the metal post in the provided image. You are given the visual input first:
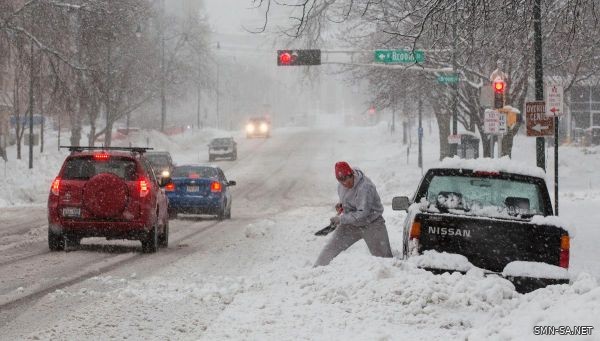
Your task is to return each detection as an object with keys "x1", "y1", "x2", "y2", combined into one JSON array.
[
  {"x1": 418, "y1": 95, "x2": 423, "y2": 171},
  {"x1": 555, "y1": 116, "x2": 559, "y2": 215},
  {"x1": 451, "y1": 1, "x2": 458, "y2": 156},
  {"x1": 197, "y1": 82, "x2": 201, "y2": 129},
  {"x1": 28, "y1": 35, "x2": 34, "y2": 169},
  {"x1": 534, "y1": 0, "x2": 545, "y2": 171},
  {"x1": 216, "y1": 61, "x2": 220, "y2": 129},
  {"x1": 391, "y1": 102, "x2": 396, "y2": 133}
]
